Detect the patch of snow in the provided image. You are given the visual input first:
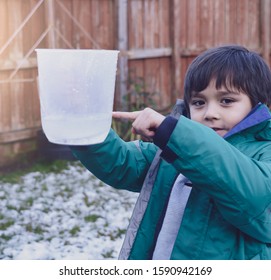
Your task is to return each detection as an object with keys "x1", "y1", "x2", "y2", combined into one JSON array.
[{"x1": 0, "y1": 162, "x2": 138, "y2": 259}]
